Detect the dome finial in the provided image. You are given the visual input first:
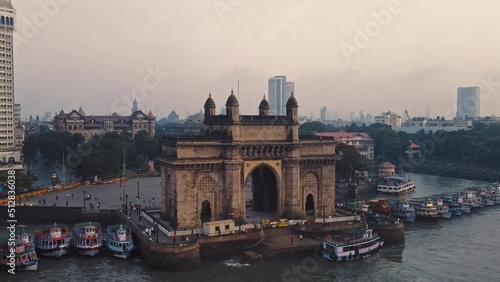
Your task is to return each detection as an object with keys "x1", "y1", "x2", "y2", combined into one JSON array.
[{"x1": 226, "y1": 89, "x2": 239, "y2": 106}]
